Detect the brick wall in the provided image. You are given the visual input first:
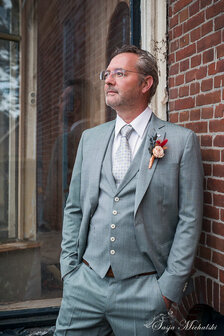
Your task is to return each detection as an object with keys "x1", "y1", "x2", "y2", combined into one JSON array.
[{"x1": 168, "y1": 0, "x2": 224, "y2": 319}]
